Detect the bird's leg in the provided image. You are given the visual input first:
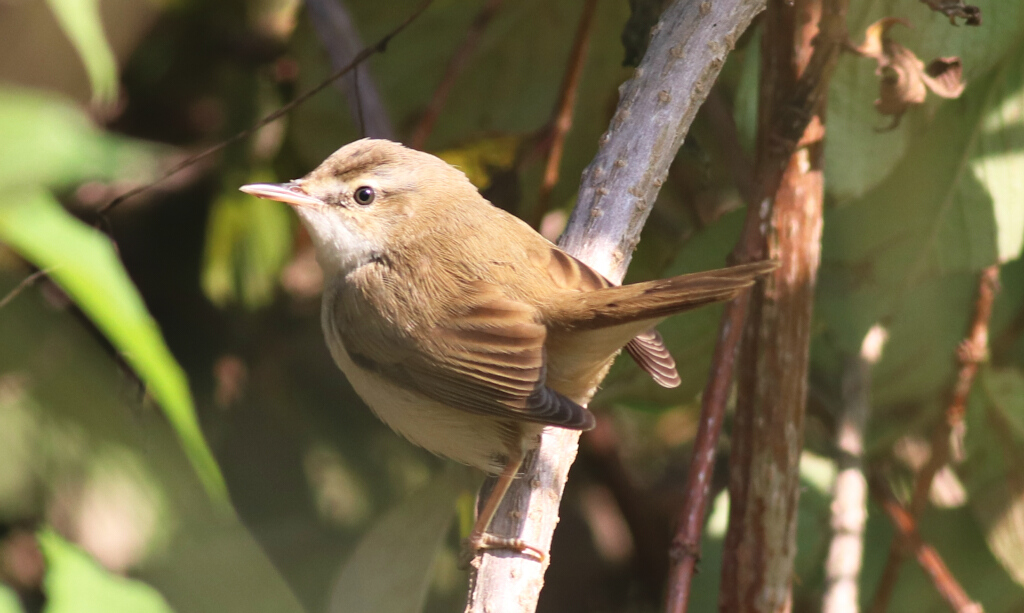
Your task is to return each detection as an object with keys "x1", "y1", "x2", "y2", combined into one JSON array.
[{"x1": 460, "y1": 445, "x2": 545, "y2": 566}]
